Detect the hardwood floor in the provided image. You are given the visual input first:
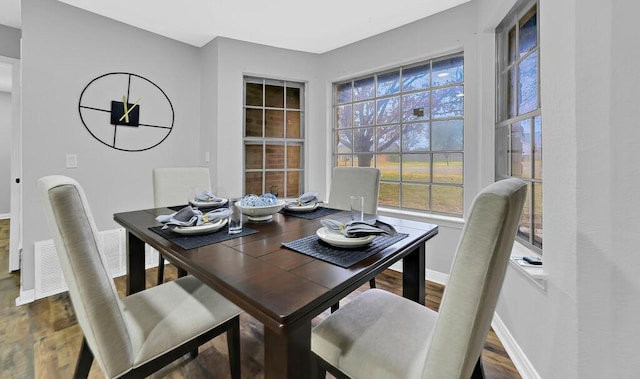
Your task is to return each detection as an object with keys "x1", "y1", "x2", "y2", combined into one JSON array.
[{"x1": 0, "y1": 218, "x2": 521, "y2": 378}]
